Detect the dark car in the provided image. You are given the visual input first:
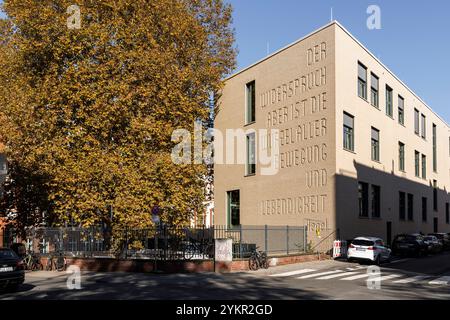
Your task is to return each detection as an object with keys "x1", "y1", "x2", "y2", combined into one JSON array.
[
  {"x1": 391, "y1": 234, "x2": 429, "y2": 257},
  {"x1": 0, "y1": 248, "x2": 25, "y2": 291},
  {"x1": 9, "y1": 243, "x2": 26, "y2": 258},
  {"x1": 429, "y1": 233, "x2": 450, "y2": 251}
]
